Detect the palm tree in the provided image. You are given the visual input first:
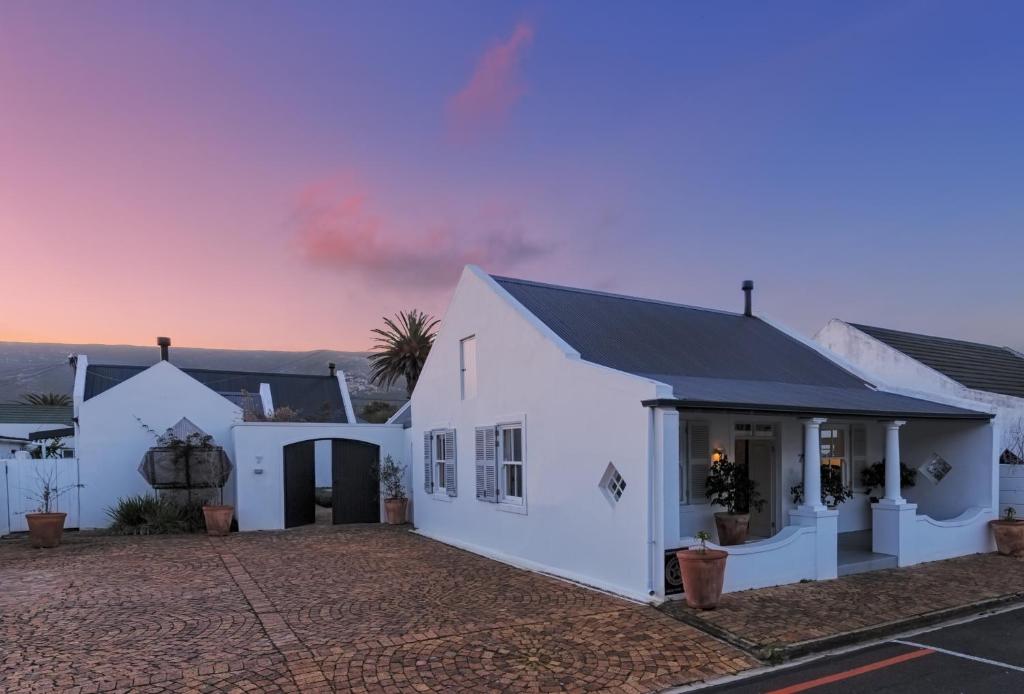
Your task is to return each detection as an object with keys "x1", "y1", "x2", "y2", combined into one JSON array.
[
  {"x1": 19, "y1": 392, "x2": 72, "y2": 406},
  {"x1": 368, "y1": 310, "x2": 440, "y2": 397}
]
